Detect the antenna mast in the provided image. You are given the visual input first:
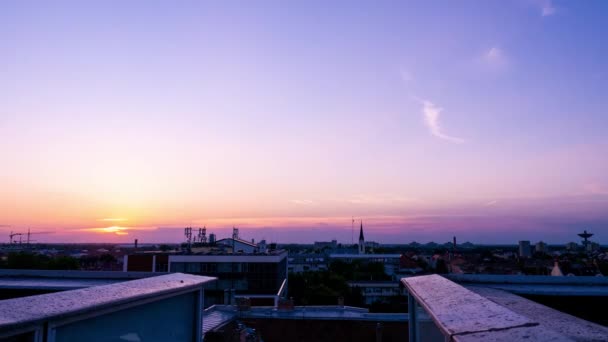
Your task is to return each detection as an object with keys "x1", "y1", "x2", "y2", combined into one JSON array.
[{"x1": 351, "y1": 217, "x2": 354, "y2": 245}]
